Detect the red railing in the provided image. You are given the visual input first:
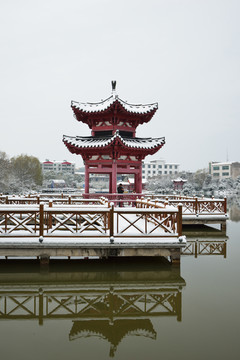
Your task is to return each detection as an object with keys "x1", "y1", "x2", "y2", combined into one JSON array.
[
  {"x1": 0, "y1": 203, "x2": 181, "y2": 239},
  {"x1": 135, "y1": 197, "x2": 227, "y2": 216},
  {"x1": 83, "y1": 193, "x2": 143, "y2": 207}
]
